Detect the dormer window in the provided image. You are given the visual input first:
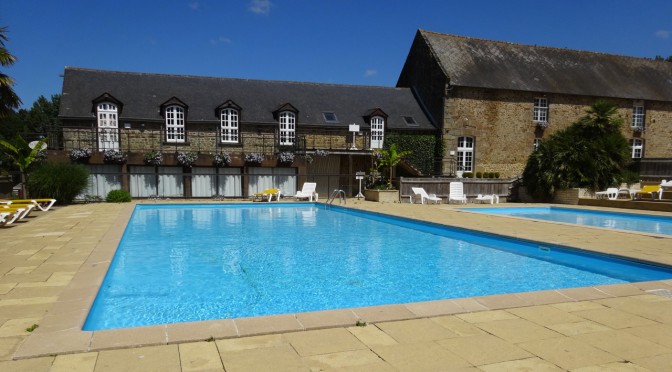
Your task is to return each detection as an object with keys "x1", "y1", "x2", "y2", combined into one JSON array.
[
  {"x1": 364, "y1": 108, "x2": 388, "y2": 150},
  {"x1": 165, "y1": 106, "x2": 185, "y2": 143},
  {"x1": 279, "y1": 112, "x2": 296, "y2": 145},
  {"x1": 632, "y1": 101, "x2": 645, "y2": 131},
  {"x1": 92, "y1": 93, "x2": 123, "y2": 151},
  {"x1": 273, "y1": 103, "x2": 298, "y2": 146},
  {"x1": 217, "y1": 100, "x2": 241, "y2": 144},
  {"x1": 161, "y1": 97, "x2": 187, "y2": 143}
]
